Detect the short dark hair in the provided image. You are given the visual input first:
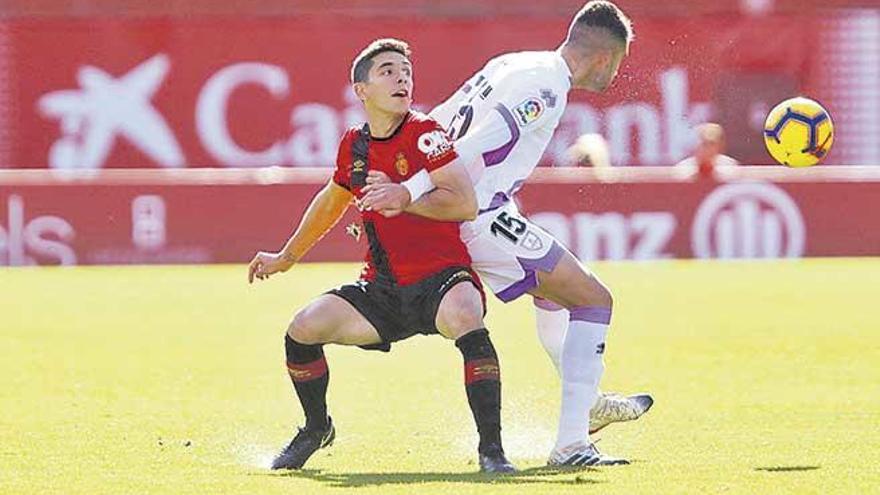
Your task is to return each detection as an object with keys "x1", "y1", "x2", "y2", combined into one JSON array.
[
  {"x1": 350, "y1": 38, "x2": 412, "y2": 83},
  {"x1": 569, "y1": 1, "x2": 634, "y2": 46}
]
